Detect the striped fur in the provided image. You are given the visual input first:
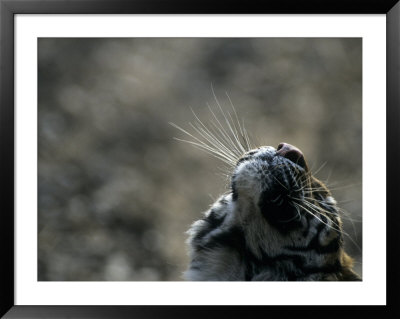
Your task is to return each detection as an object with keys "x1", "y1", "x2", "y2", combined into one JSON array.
[{"x1": 185, "y1": 146, "x2": 361, "y2": 281}]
